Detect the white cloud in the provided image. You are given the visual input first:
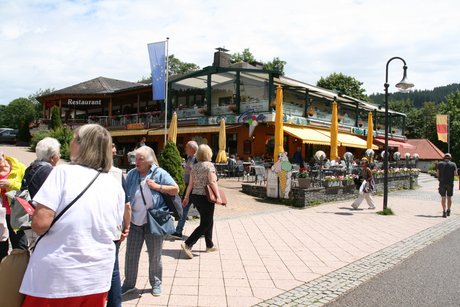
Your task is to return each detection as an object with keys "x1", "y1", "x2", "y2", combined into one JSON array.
[{"x1": 1, "y1": 0, "x2": 459, "y2": 104}]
